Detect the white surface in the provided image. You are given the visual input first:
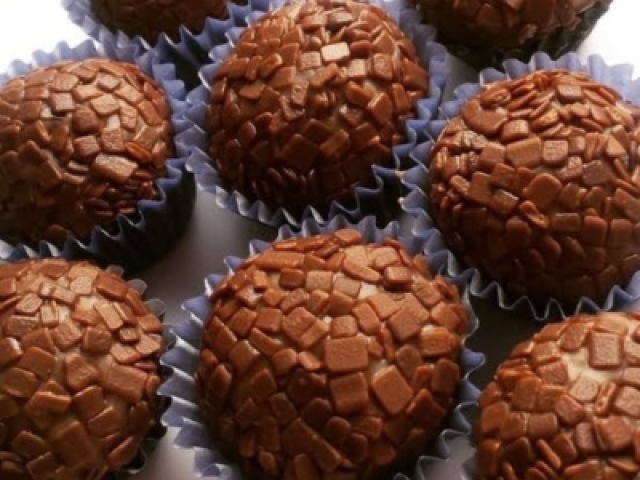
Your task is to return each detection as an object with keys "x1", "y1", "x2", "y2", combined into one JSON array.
[{"x1": 0, "y1": 1, "x2": 640, "y2": 479}]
